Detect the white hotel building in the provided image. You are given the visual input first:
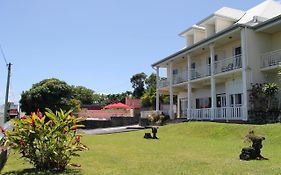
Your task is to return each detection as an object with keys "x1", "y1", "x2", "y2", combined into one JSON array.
[{"x1": 152, "y1": 0, "x2": 281, "y2": 121}]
